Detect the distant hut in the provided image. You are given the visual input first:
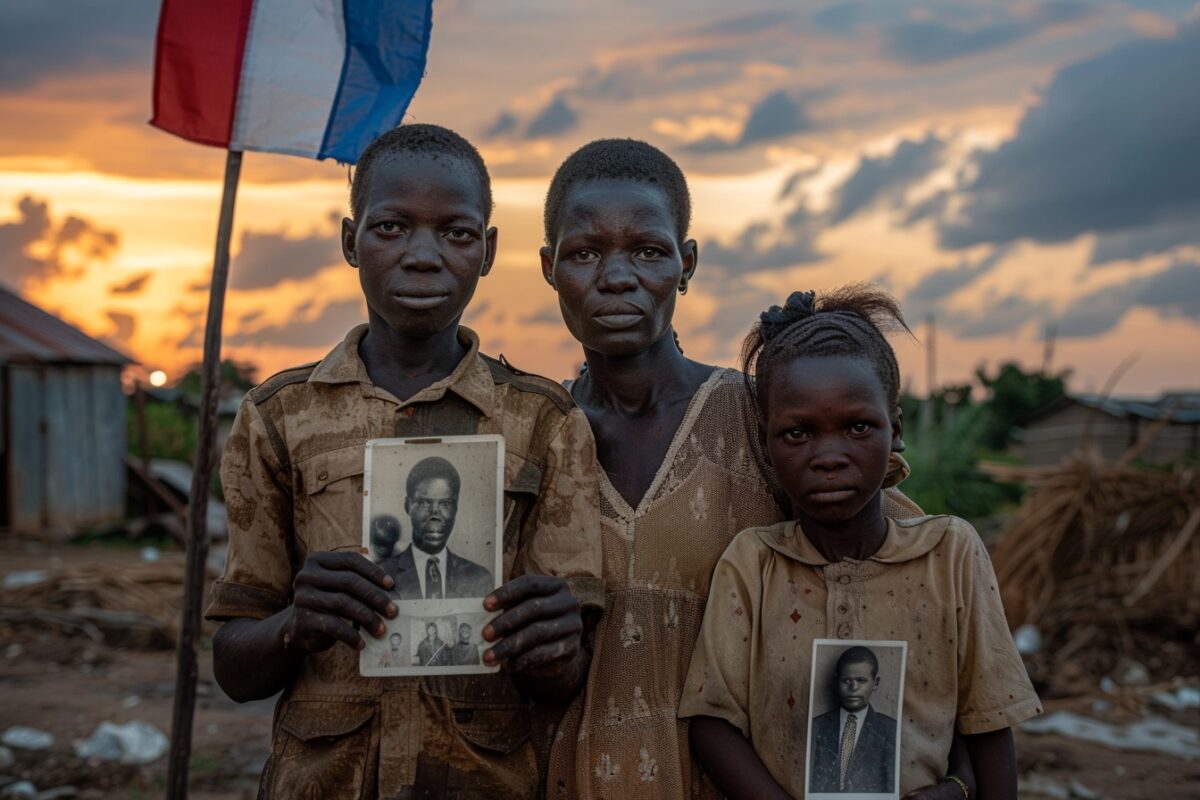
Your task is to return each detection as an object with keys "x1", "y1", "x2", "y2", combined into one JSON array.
[
  {"x1": 1014, "y1": 392, "x2": 1200, "y2": 466},
  {"x1": 0, "y1": 288, "x2": 132, "y2": 533}
]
